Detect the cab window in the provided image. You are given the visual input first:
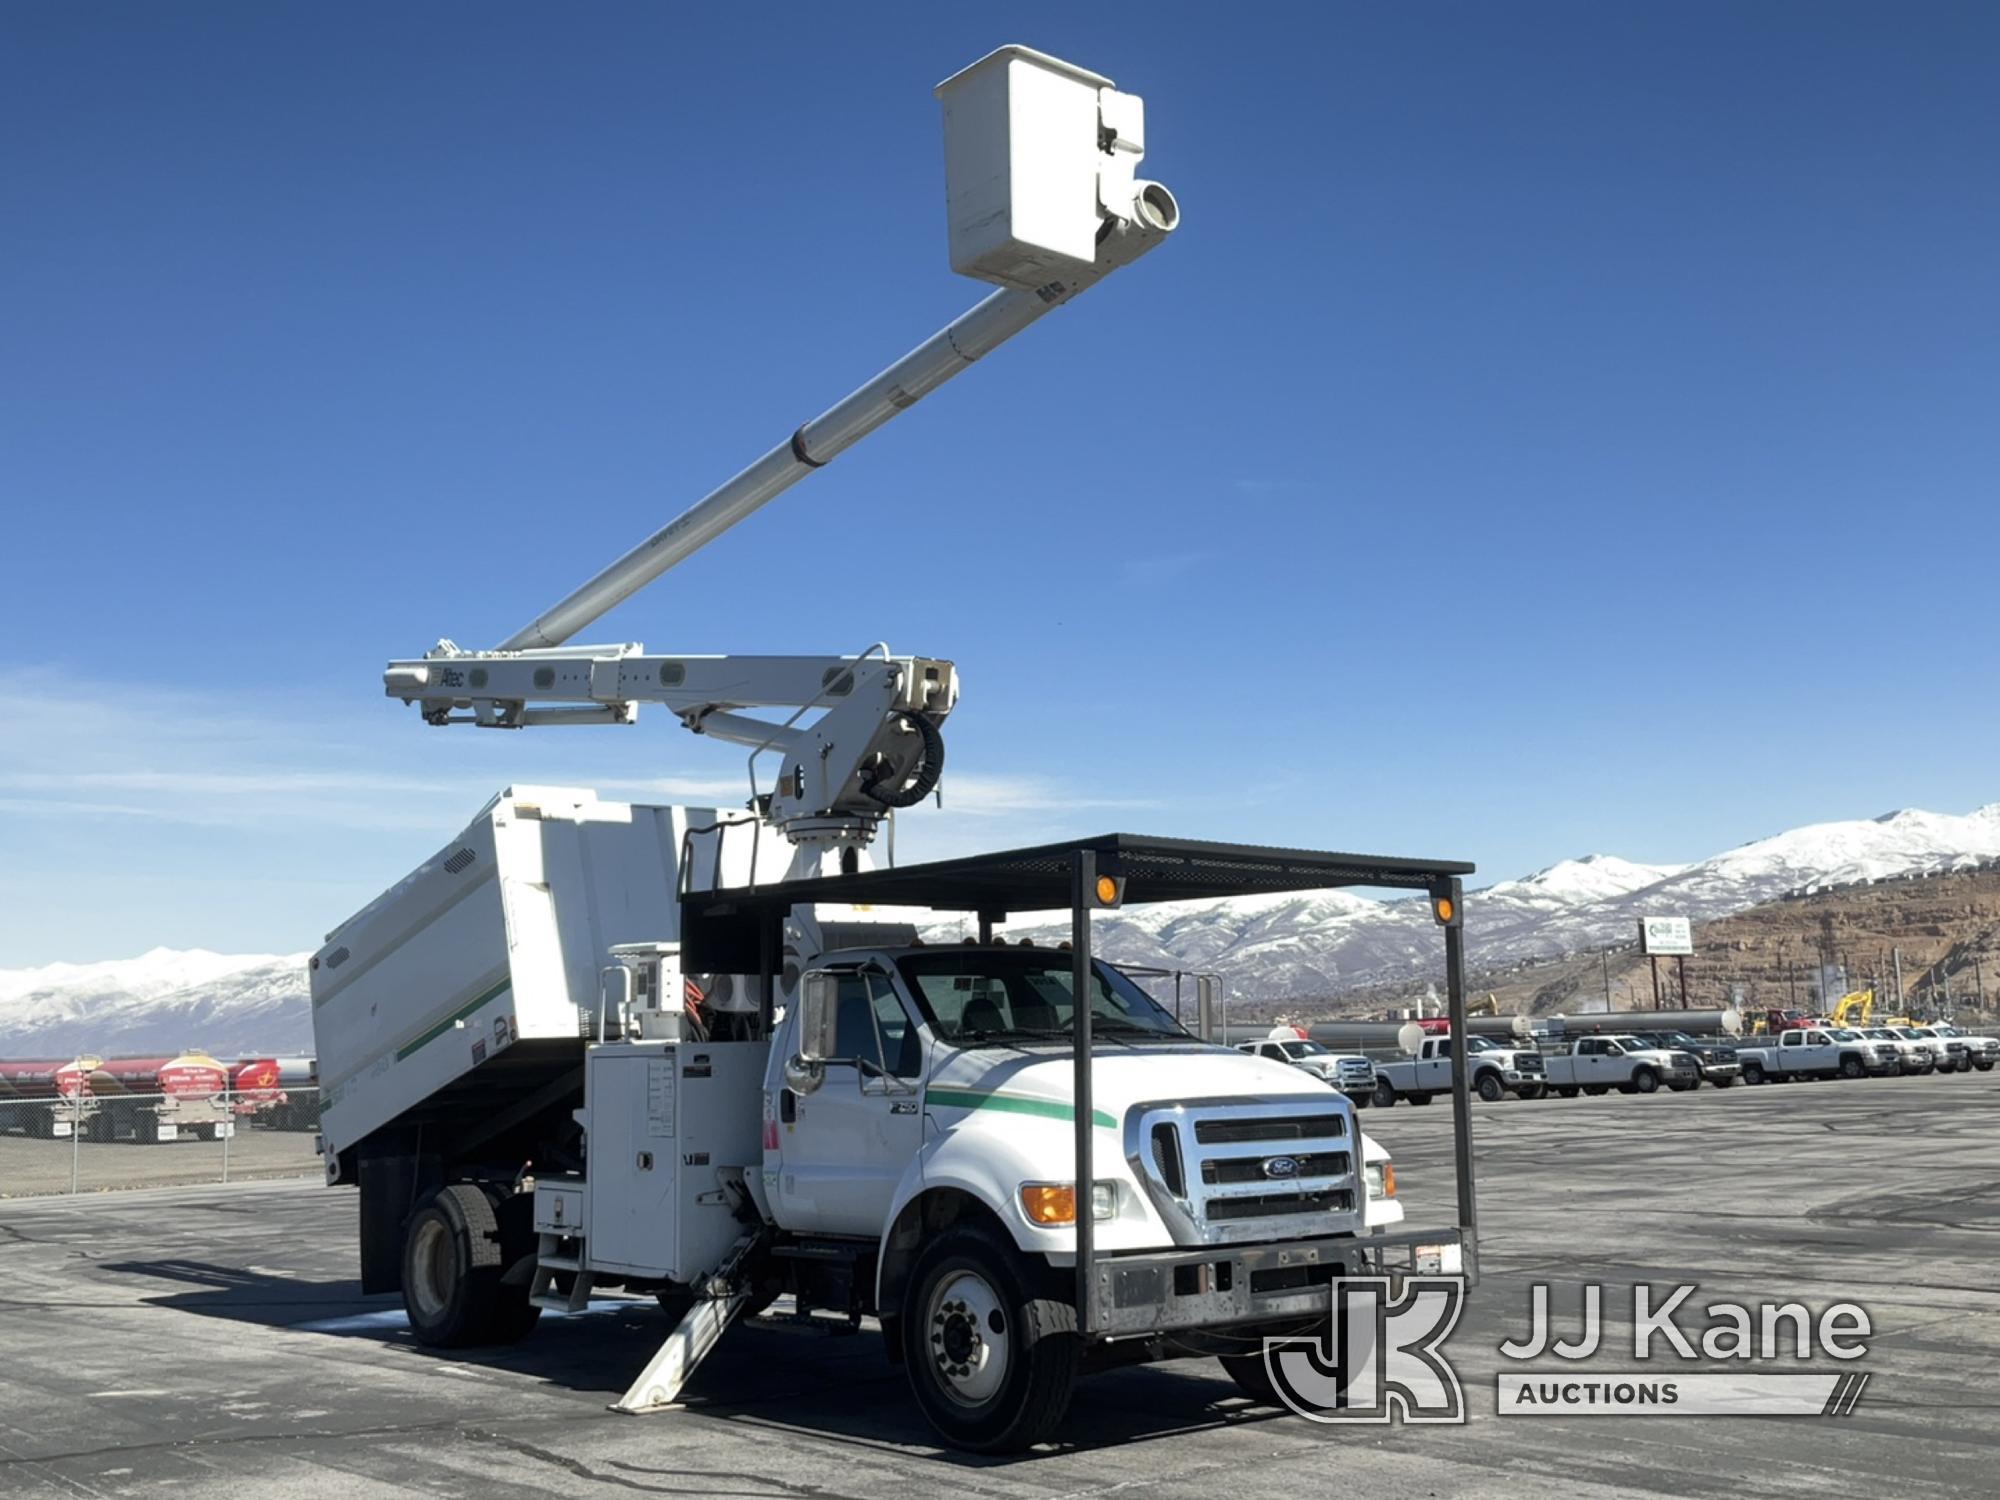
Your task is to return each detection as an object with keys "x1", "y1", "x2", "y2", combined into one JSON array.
[{"x1": 832, "y1": 975, "x2": 920, "y2": 1078}]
